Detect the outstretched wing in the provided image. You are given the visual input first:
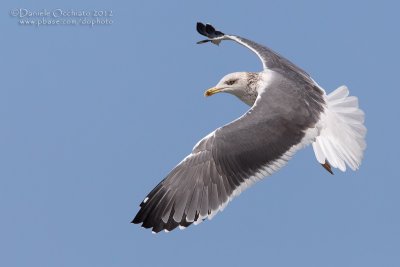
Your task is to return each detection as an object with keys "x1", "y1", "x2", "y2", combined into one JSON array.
[
  {"x1": 132, "y1": 71, "x2": 325, "y2": 233},
  {"x1": 196, "y1": 22, "x2": 311, "y2": 81}
]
